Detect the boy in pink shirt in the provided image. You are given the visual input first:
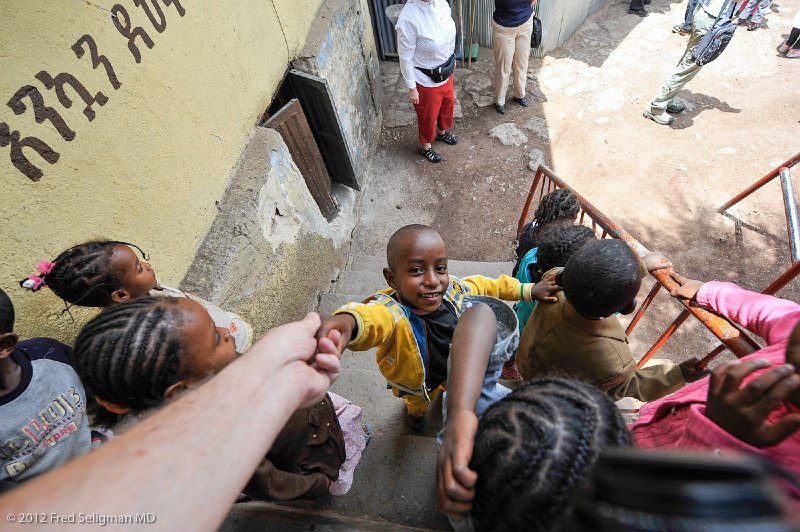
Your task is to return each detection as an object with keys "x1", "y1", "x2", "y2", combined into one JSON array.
[{"x1": 631, "y1": 273, "x2": 800, "y2": 502}]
